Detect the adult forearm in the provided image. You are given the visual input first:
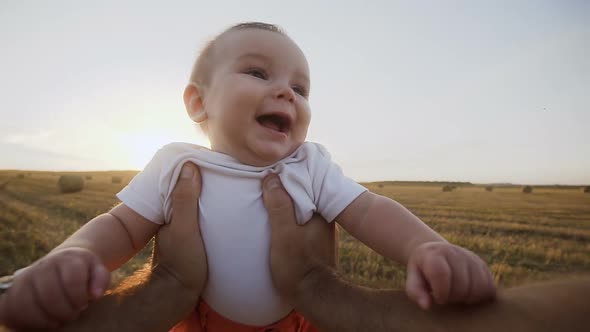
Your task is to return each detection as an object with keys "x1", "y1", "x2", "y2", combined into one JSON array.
[
  {"x1": 293, "y1": 265, "x2": 437, "y2": 332},
  {"x1": 425, "y1": 277, "x2": 590, "y2": 332},
  {"x1": 294, "y1": 266, "x2": 590, "y2": 332},
  {"x1": 22, "y1": 265, "x2": 199, "y2": 332}
]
